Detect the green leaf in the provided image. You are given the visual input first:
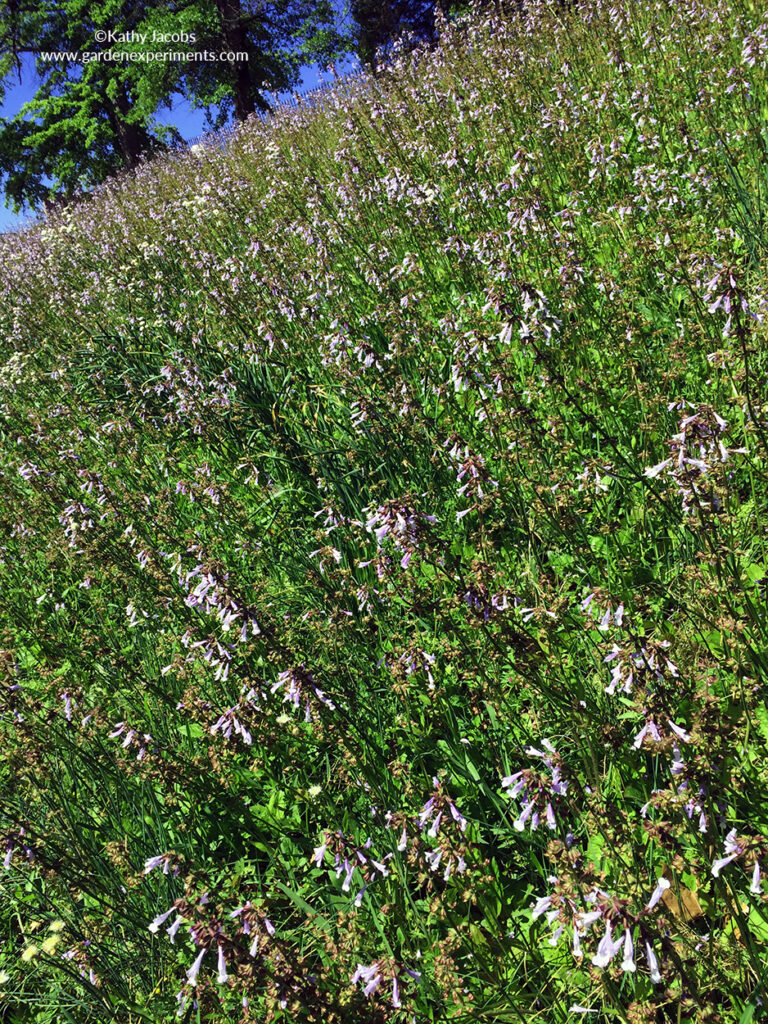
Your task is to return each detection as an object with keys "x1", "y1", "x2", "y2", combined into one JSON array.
[
  {"x1": 739, "y1": 1002, "x2": 757, "y2": 1024},
  {"x1": 273, "y1": 881, "x2": 332, "y2": 931}
]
